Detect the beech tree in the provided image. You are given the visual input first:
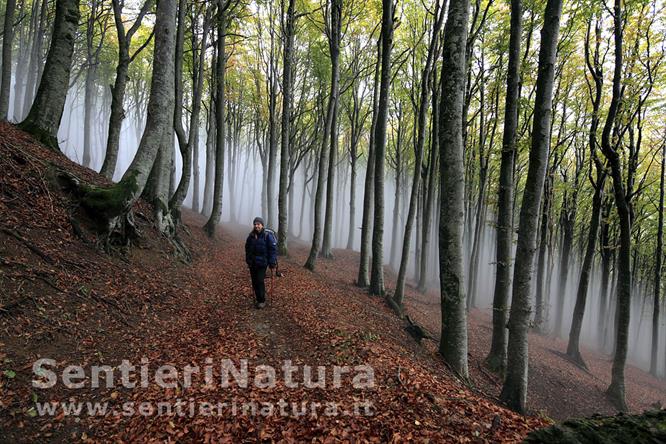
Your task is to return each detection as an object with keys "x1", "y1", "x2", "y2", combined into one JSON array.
[
  {"x1": 485, "y1": 0, "x2": 521, "y2": 374},
  {"x1": 277, "y1": 0, "x2": 297, "y2": 256},
  {"x1": 304, "y1": 0, "x2": 342, "y2": 271},
  {"x1": 74, "y1": 0, "x2": 176, "y2": 239},
  {"x1": 368, "y1": 0, "x2": 394, "y2": 295},
  {"x1": 19, "y1": 0, "x2": 81, "y2": 149},
  {"x1": 100, "y1": 0, "x2": 154, "y2": 179},
  {"x1": 204, "y1": 0, "x2": 237, "y2": 238},
  {"x1": 437, "y1": 0, "x2": 471, "y2": 377},
  {"x1": 500, "y1": 0, "x2": 563, "y2": 413},
  {"x1": 0, "y1": 0, "x2": 17, "y2": 120},
  {"x1": 566, "y1": 16, "x2": 606, "y2": 368},
  {"x1": 393, "y1": 0, "x2": 445, "y2": 308}
]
